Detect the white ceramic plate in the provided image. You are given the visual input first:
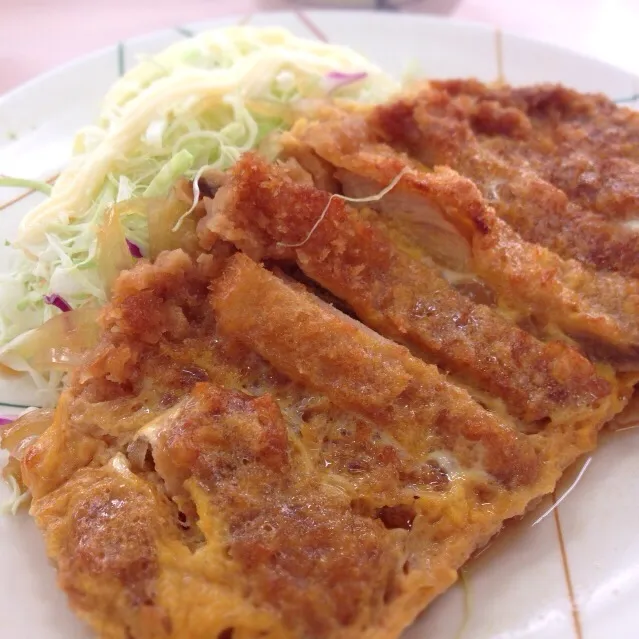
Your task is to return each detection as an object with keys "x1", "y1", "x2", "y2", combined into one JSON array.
[{"x1": 1, "y1": 10, "x2": 638, "y2": 639}]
